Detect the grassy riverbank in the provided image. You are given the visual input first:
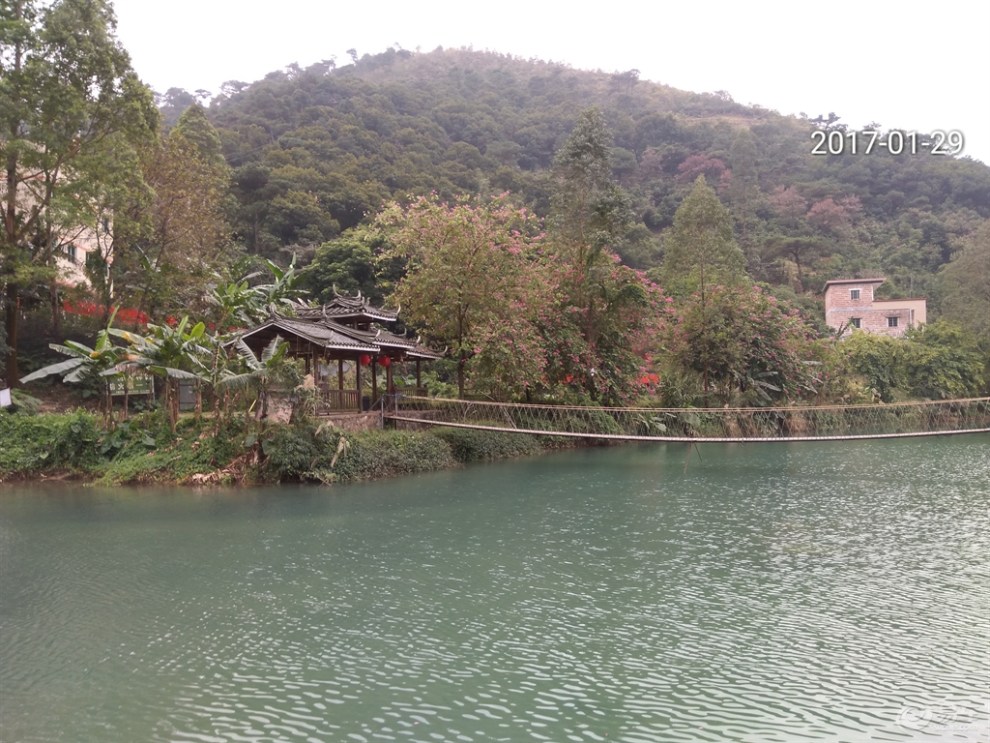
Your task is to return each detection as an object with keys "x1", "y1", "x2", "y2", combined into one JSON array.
[{"x1": 0, "y1": 410, "x2": 568, "y2": 486}]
